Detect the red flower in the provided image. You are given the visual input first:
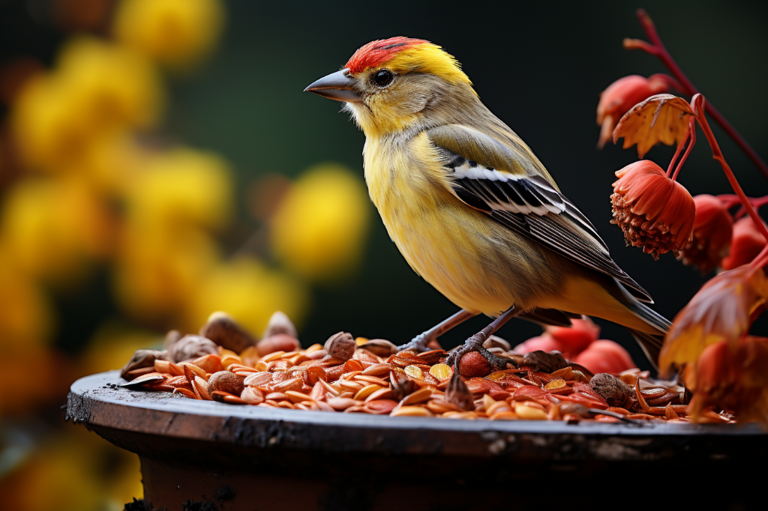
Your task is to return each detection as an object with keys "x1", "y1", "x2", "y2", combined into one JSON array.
[
  {"x1": 513, "y1": 317, "x2": 599, "y2": 359},
  {"x1": 545, "y1": 317, "x2": 600, "y2": 356},
  {"x1": 680, "y1": 194, "x2": 733, "y2": 274},
  {"x1": 611, "y1": 160, "x2": 695, "y2": 258},
  {"x1": 596, "y1": 74, "x2": 670, "y2": 149},
  {"x1": 573, "y1": 340, "x2": 636, "y2": 375},
  {"x1": 721, "y1": 217, "x2": 767, "y2": 270}
]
